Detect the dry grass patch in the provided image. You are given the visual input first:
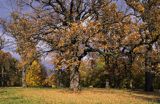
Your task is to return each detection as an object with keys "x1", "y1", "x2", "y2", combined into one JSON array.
[{"x1": 17, "y1": 88, "x2": 160, "y2": 104}]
